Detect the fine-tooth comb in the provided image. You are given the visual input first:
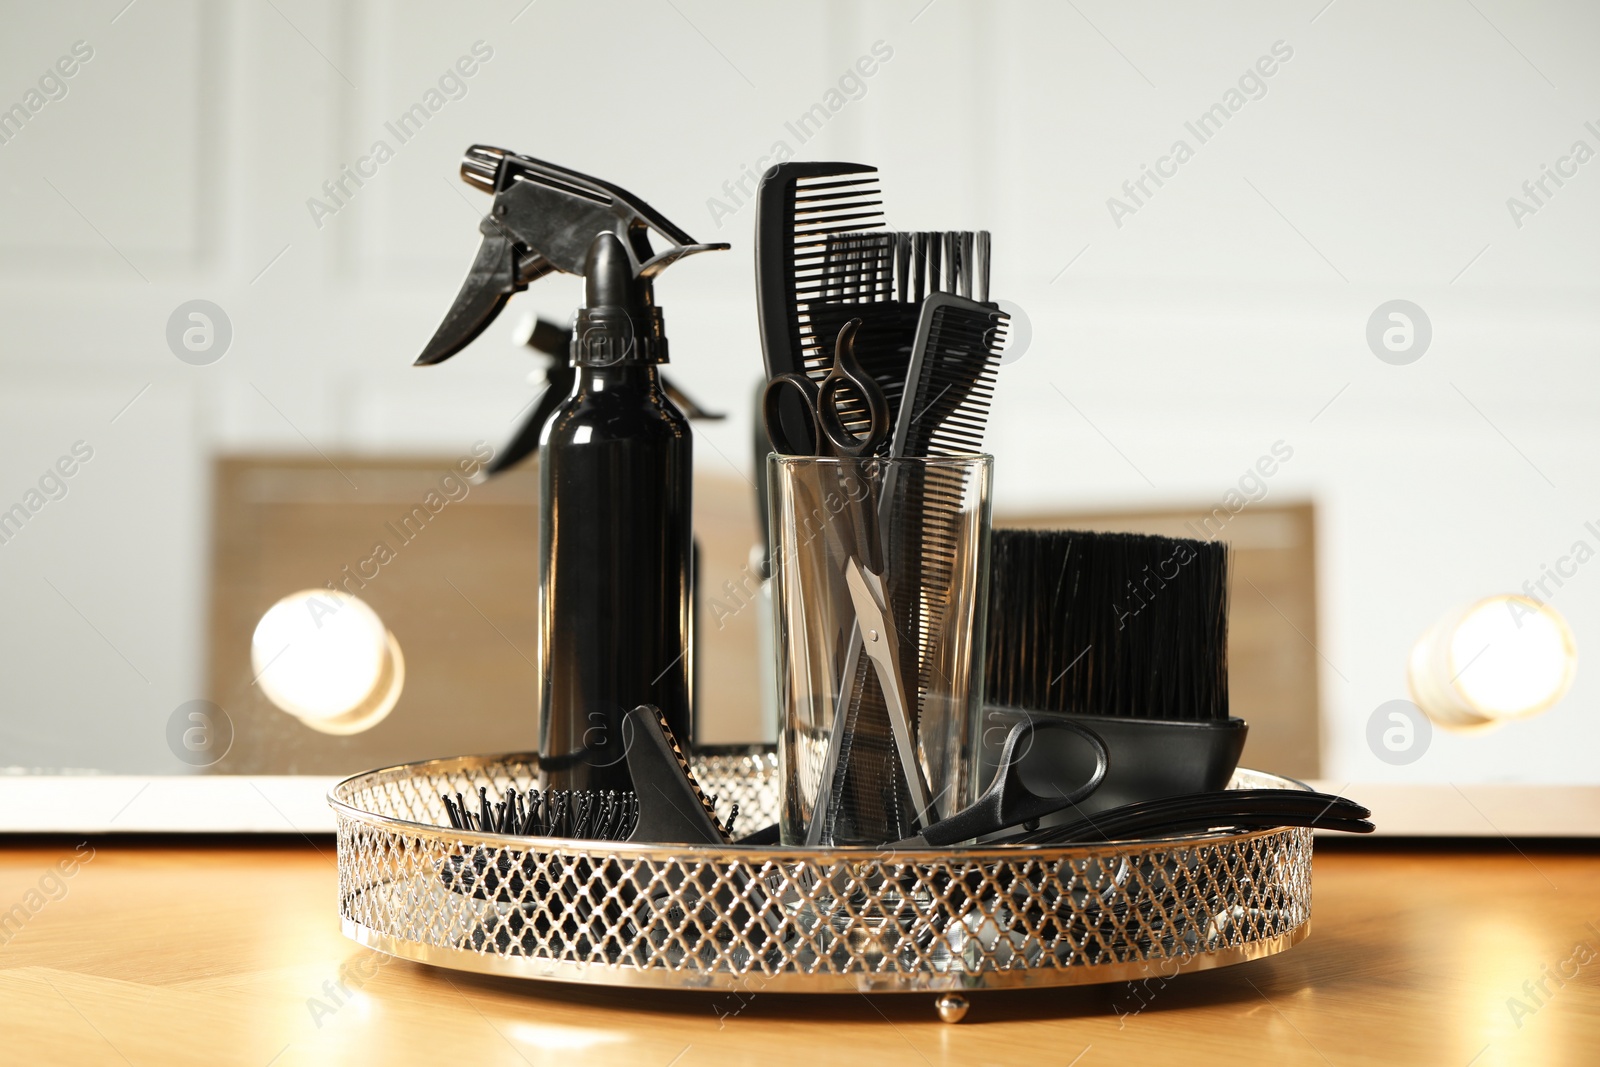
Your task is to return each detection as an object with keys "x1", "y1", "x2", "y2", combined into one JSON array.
[
  {"x1": 819, "y1": 292, "x2": 1010, "y2": 845},
  {"x1": 892, "y1": 292, "x2": 1006, "y2": 459},
  {"x1": 887, "y1": 291, "x2": 1008, "y2": 727}
]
